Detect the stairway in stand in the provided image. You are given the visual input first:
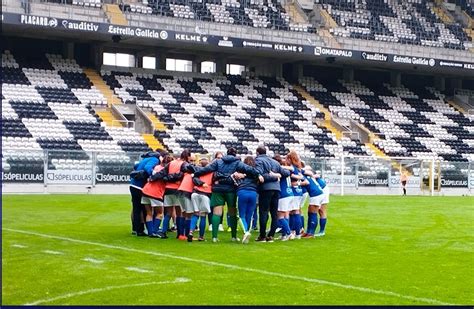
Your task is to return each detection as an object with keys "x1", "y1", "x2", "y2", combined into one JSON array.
[{"x1": 83, "y1": 68, "x2": 124, "y2": 127}]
